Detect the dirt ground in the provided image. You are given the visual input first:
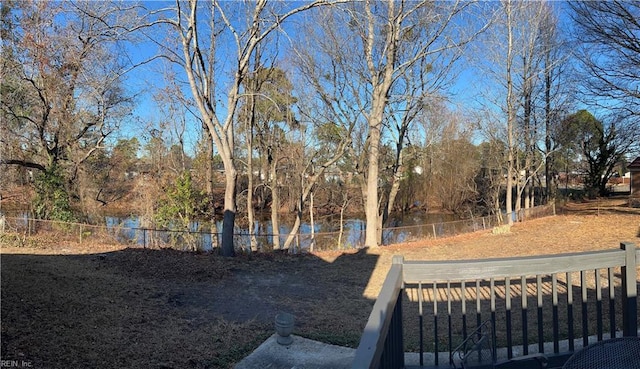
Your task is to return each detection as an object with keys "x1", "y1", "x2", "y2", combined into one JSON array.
[{"x1": 1, "y1": 198, "x2": 639, "y2": 368}]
